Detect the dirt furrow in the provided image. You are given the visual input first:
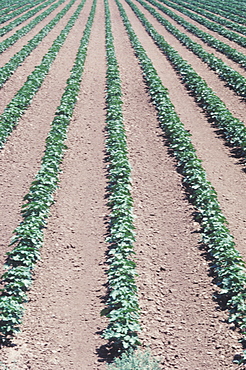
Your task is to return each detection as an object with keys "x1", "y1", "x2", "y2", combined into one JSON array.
[
  {"x1": 0, "y1": 0, "x2": 73, "y2": 62},
  {"x1": 141, "y1": 0, "x2": 246, "y2": 77},
  {"x1": 109, "y1": 0, "x2": 243, "y2": 368},
  {"x1": 119, "y1": 0, "x2": 246, "y2": 262},
  {"x1": 164, "y1": 0, "x2": 246, "y2": 38},
  {"x1": 0, "y1": 0, "x2": 58, "y2": 40},
  {"x1": 131, "y1": 0, "x2": 246, "y2": 123},
  {"x1": 0, "y1": 0, "x2": 85, "y2": 112},
  {"x1": 156, "y1": 0, "x2": 246, "y2": 55},
  {"x1": 0, "y1": 0, "x2": 93, "y2": 267},
  {"x1": 1, "y1": 0, "x2": 108, "y2": 368},
  {"x1": 0, "y1": 0, "x2": 246, "y2": 369}
]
